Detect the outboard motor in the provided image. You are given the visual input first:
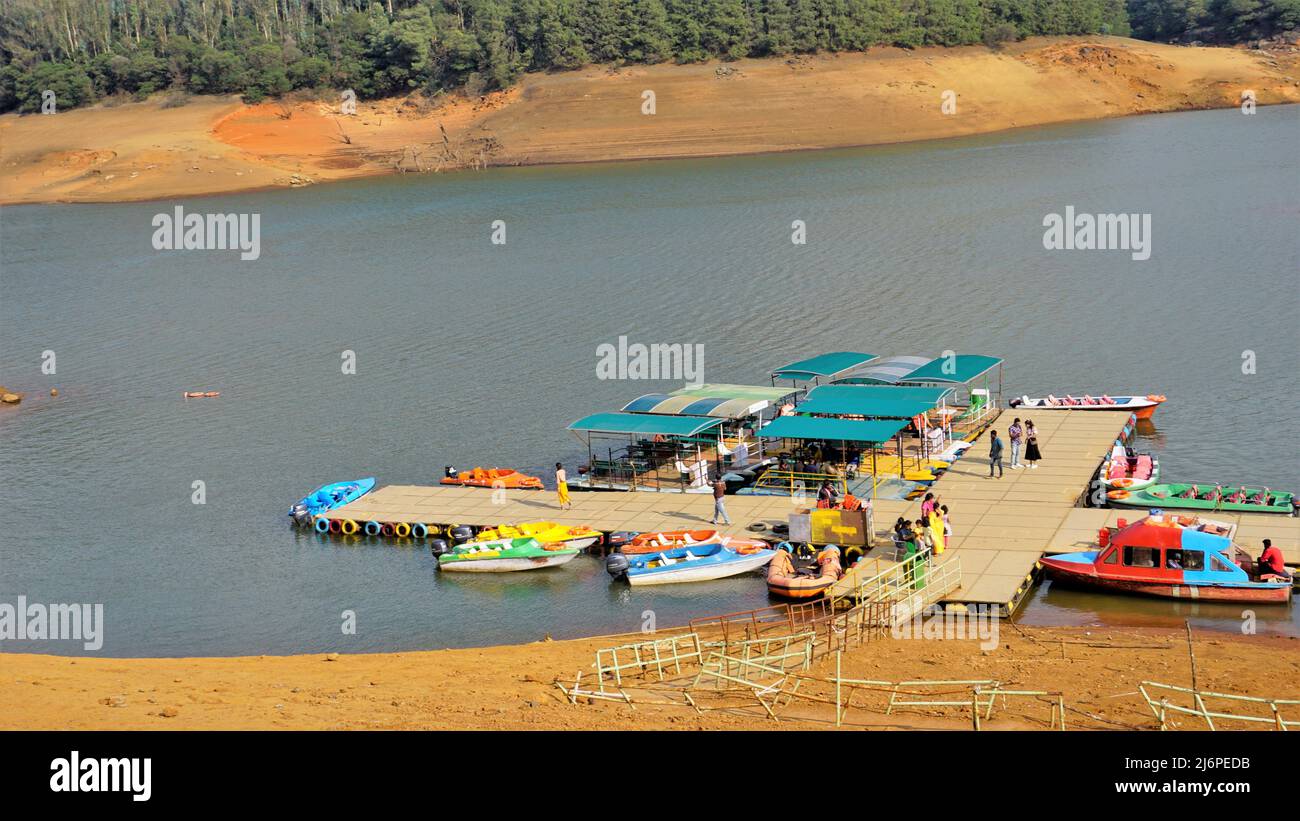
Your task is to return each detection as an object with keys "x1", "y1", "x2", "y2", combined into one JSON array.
[
  {"x1": 605, "y1": 531, "x2": 637, "y2": 549},
  {"x1": 428, "y1": 539, "x2": 450, "y2": 557},
  {"x1": 291, "y1": 505, "x2": 313, "y2": 528},
  {"x1": 449, "y1": 525, "x2": 474, "y2": 544},
  {"x1": 605, "y1": 552, "x2": 630, "y2": 579}
]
